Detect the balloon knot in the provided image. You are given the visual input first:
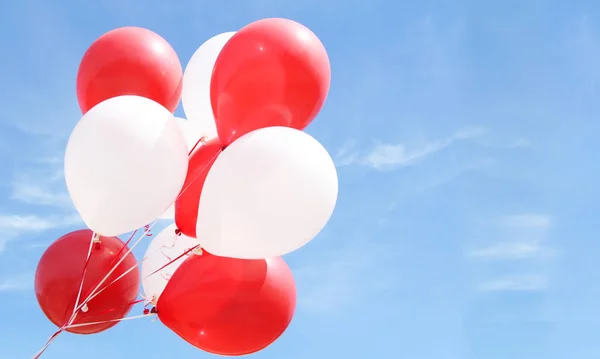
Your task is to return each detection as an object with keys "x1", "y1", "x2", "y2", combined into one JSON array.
[
  {"x1": 143, "y1": 308, "x2": 150, "y2": 315},
  {"x1": 150, "y1": 307, "x2": 158, "y2": 314},
  {"x1": 174, "y1": 228, "x2": 181, "y2": 236},
  {"x1": 192, "y1": 246, "x2": 203, "y2": 256},
  {"x1": 92, "y1": 233, "x2": 101, "y2": 243},
  {"x1": 81, "y1": 304, "x2": 89, "y2": 313}
]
